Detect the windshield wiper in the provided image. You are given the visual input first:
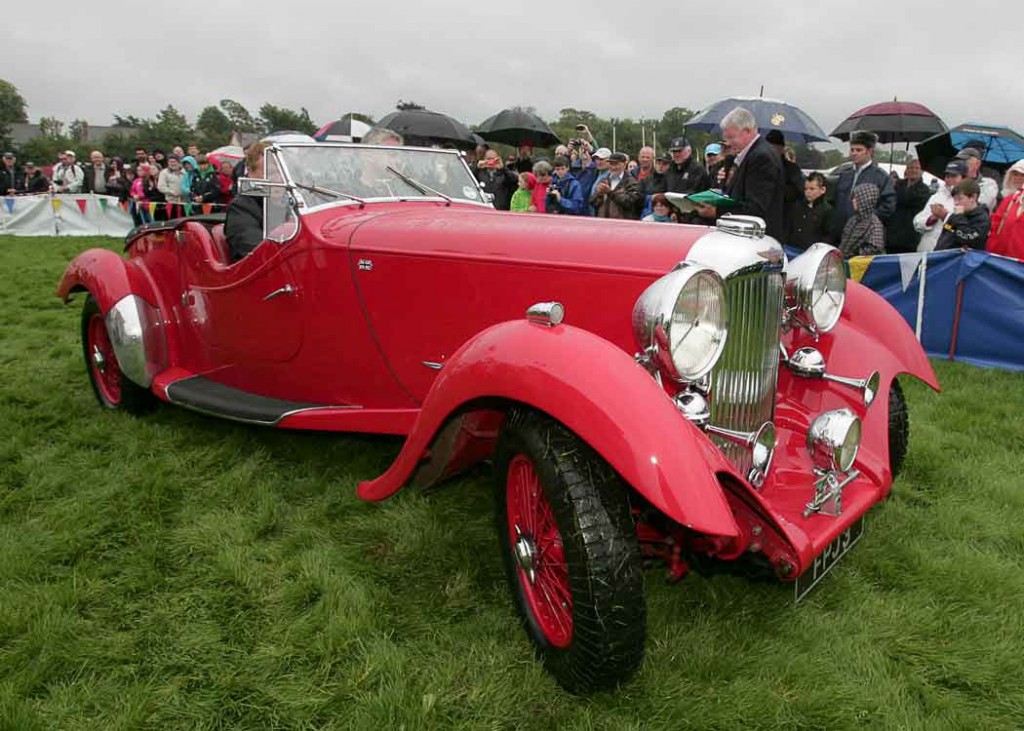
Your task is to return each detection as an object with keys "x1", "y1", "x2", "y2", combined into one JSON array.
[
  {"x1": 385, "y1": 166, "x2": 453, "y2": 205},
  {"x1": 291, "y1": 181, "x2": 366, "y2": 208}
]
